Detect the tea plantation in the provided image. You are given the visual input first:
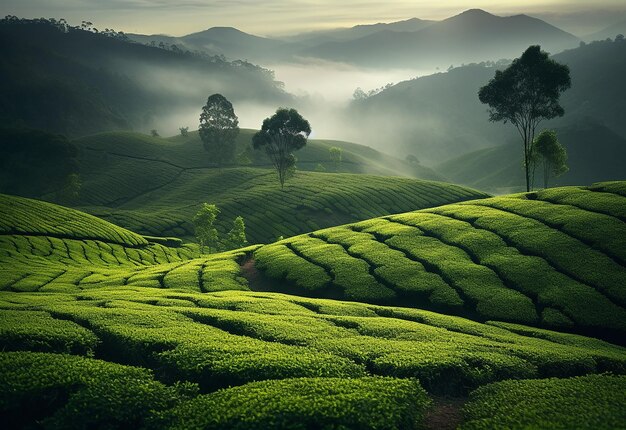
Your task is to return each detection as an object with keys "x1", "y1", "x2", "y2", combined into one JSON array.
[
  {"x1": 254, "y1": 182, "x2": 626, "y2": 344},
  {"x1": 1, "y1": 183, "x2": 625, "y2": 428},
  {"x1": 68, "y1": 131, "x2": 486, "y2": 243}
]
